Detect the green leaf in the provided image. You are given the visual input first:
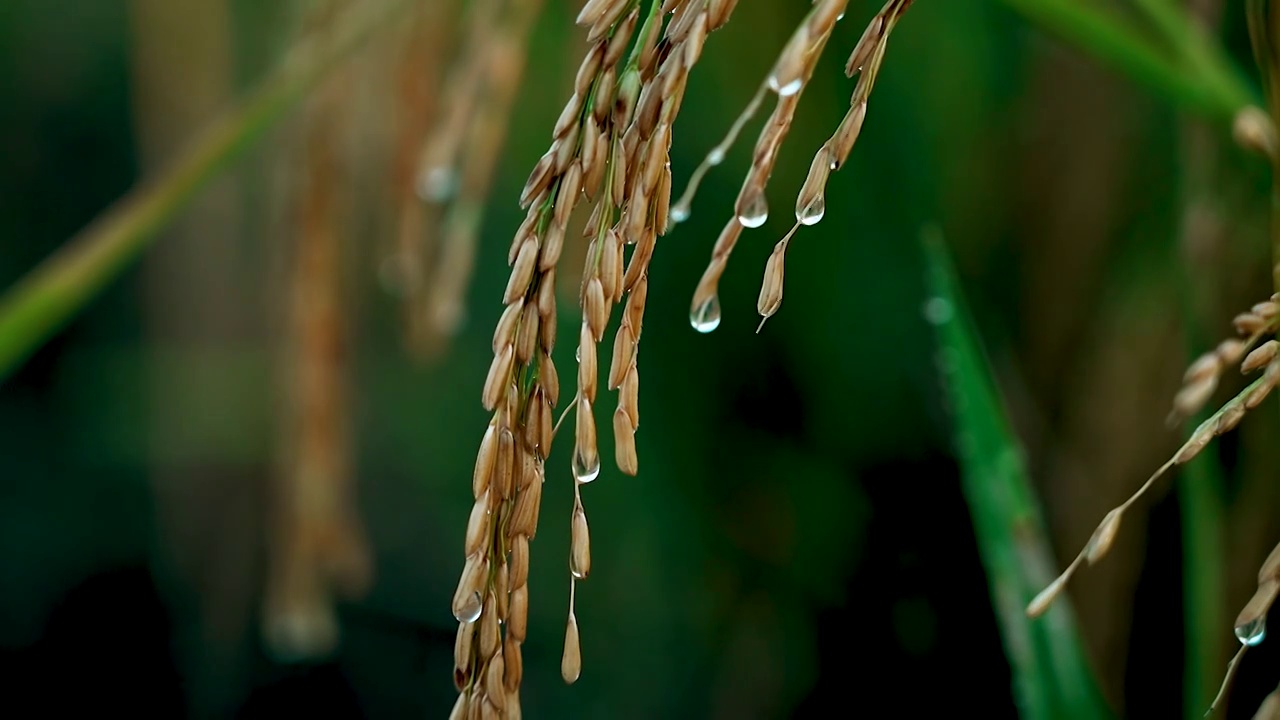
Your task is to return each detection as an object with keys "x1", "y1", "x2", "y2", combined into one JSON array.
[
  {"x1": 997, "y1": 0, "x2": 1256, "y2": 121},
  {"x1": 922, "y1": 228, "x2": 1113, "y2": 720}
]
